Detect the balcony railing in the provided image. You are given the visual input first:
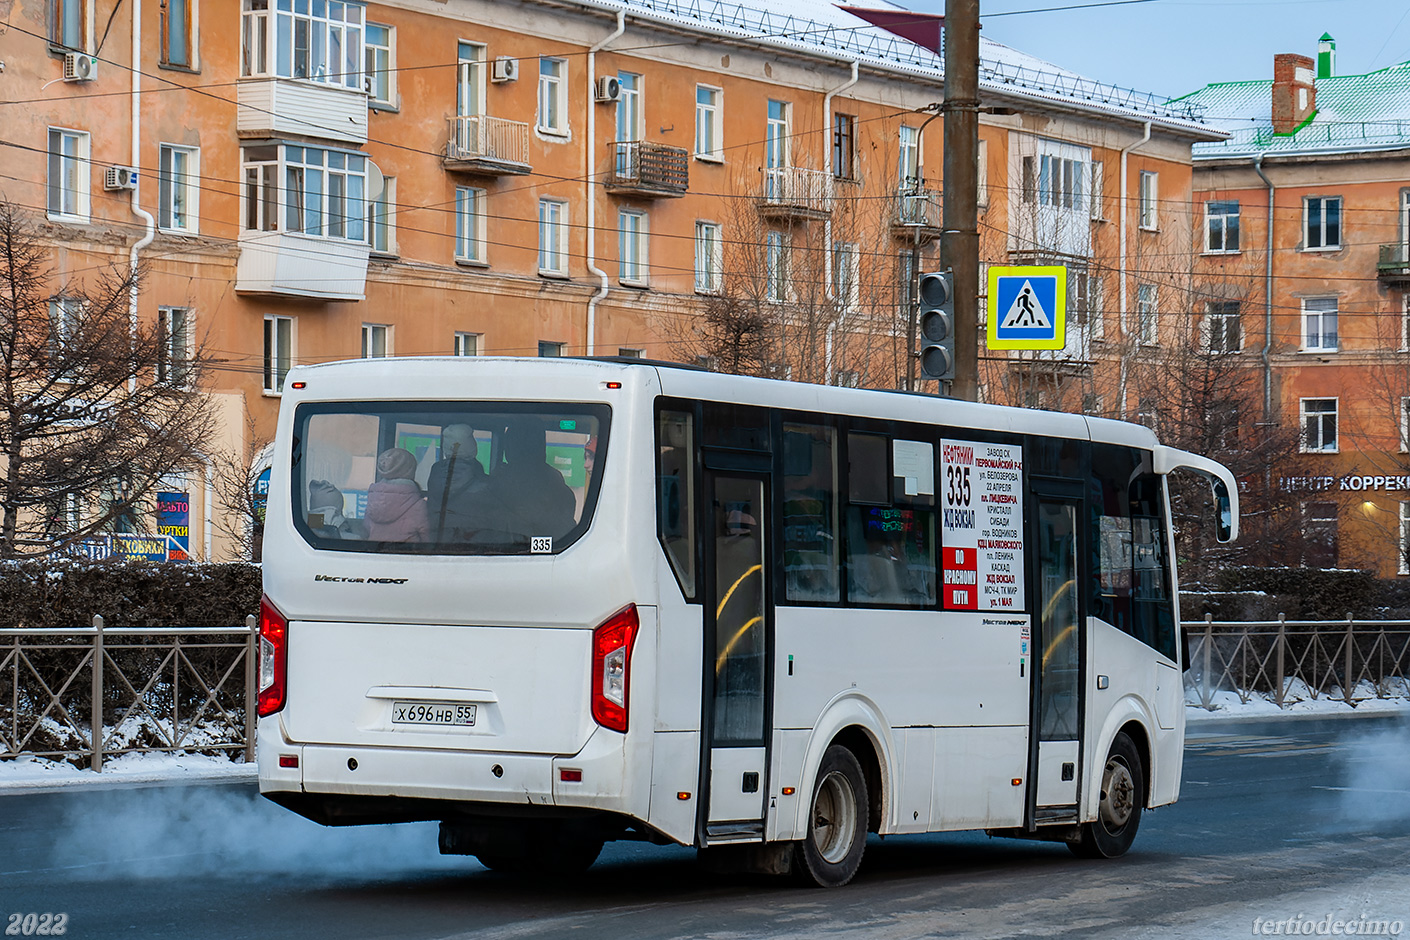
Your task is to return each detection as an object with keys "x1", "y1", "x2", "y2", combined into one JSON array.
[
  {"x1": 757, "y1": 166, "x2": 833, "y2": 220},
  {"x1": 444, "y1": 115, "x2": 532, "y2": 176},
  {"x1": 1379, "y1": 242, "x2": 1410, "y2": 284},
  {"x1": 890, "y1": 186, "x2": 942, "y2": 240},
  {"x1": 604, "y1": 141, "x2": 689, "y2": 197}
]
